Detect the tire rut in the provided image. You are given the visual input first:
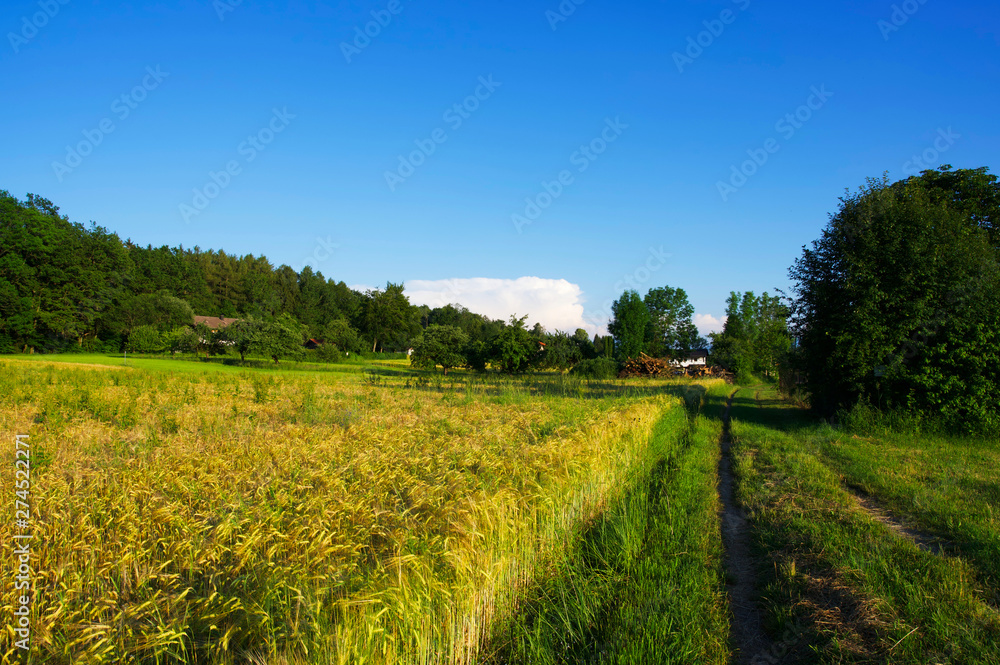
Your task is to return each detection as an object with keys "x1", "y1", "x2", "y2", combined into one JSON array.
[
  {"x1": 848, "y1": 488, "x2": 1000, "y2": 615},
  {"x1": 847, "y1": 488, "x2": 946, "y2": 555},
  {"x1": 717, "y1": 391, "x2": 772, "y2": 664}
]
